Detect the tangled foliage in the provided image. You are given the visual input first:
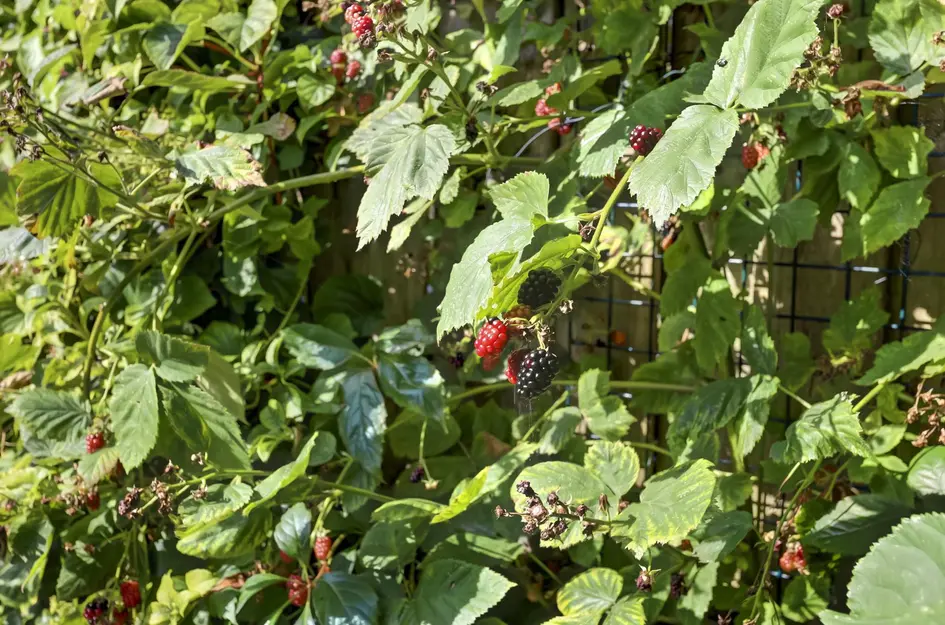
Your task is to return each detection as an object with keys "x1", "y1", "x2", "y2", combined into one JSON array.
[{"x1": 1, "y1": 0, "x2": 945, "y2": 623}]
